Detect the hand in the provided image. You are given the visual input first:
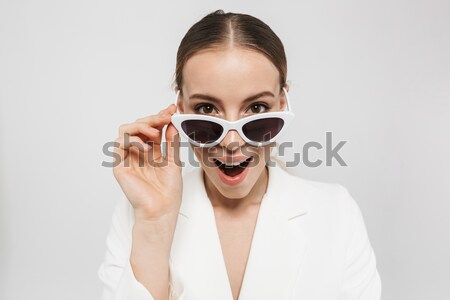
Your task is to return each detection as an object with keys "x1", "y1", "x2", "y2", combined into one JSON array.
[{"x1": 113, "y1": 103, "x2": 182, "y2": 222}]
